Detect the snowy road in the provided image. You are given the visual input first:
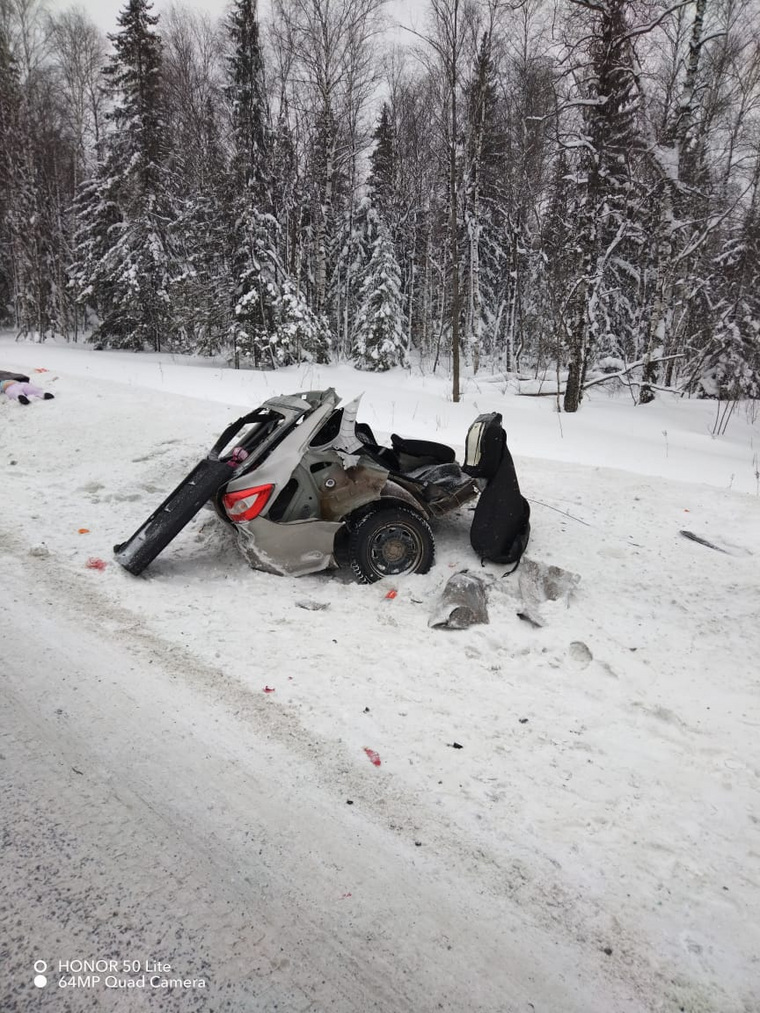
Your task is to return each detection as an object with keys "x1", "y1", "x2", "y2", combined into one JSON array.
[
  {"x1": 2, "y1": 344, "x2": 759, "y2": 1012},
  {"x1": 2, "y1": 550, "x2": 649, "y2": 1013}
]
